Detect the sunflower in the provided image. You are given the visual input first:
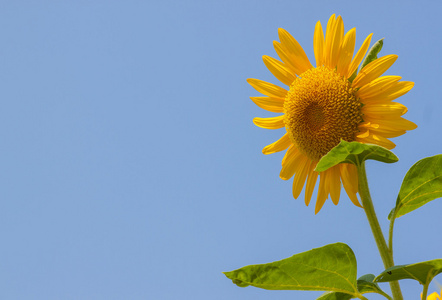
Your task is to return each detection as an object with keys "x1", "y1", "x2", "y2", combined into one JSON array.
[{"x1": 249, "y1": 14, "x2": 416, "y2": 213}]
